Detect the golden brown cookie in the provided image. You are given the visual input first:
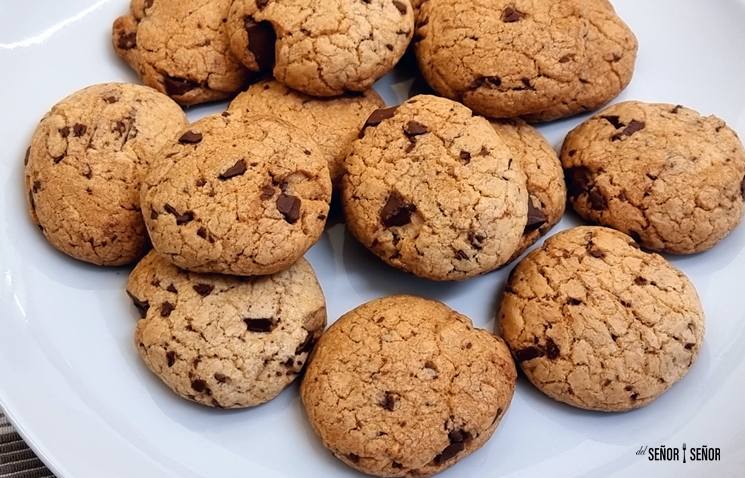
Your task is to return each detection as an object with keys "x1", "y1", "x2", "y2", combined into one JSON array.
[
  {"x1": 498, "y1": 226, "x2": 706, "y2": 412},
  {"x1": 226, "y1": 0, "x2": 414, "y2": 96},
  {"x1": 24, "y1": 83, "x2": 188, "y2": 266},
  {"x1": 227, "y1": 79, "x2": 385, "y2": 186},
  {"x1": 562, "y1": 101, "x2": 745, "y2": 254},
  {"x1": 414, "y1": 0, "x2": 637, "y2": 121},
  {"x1": 128, "y1": 251, "x2": 326, "y2": 408},
  {"x1": 342, "y1": 95, "x2": 529, "y2": 281},
  {"x1": 112, "y1": 0, "x2": 252, "y2": 105},
  {"x1": 141, "y1": 110, "x2": 331, "y2": 275},
  {"x1": 301, "y1": 295, "x2": 516, "y2": 477}
]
